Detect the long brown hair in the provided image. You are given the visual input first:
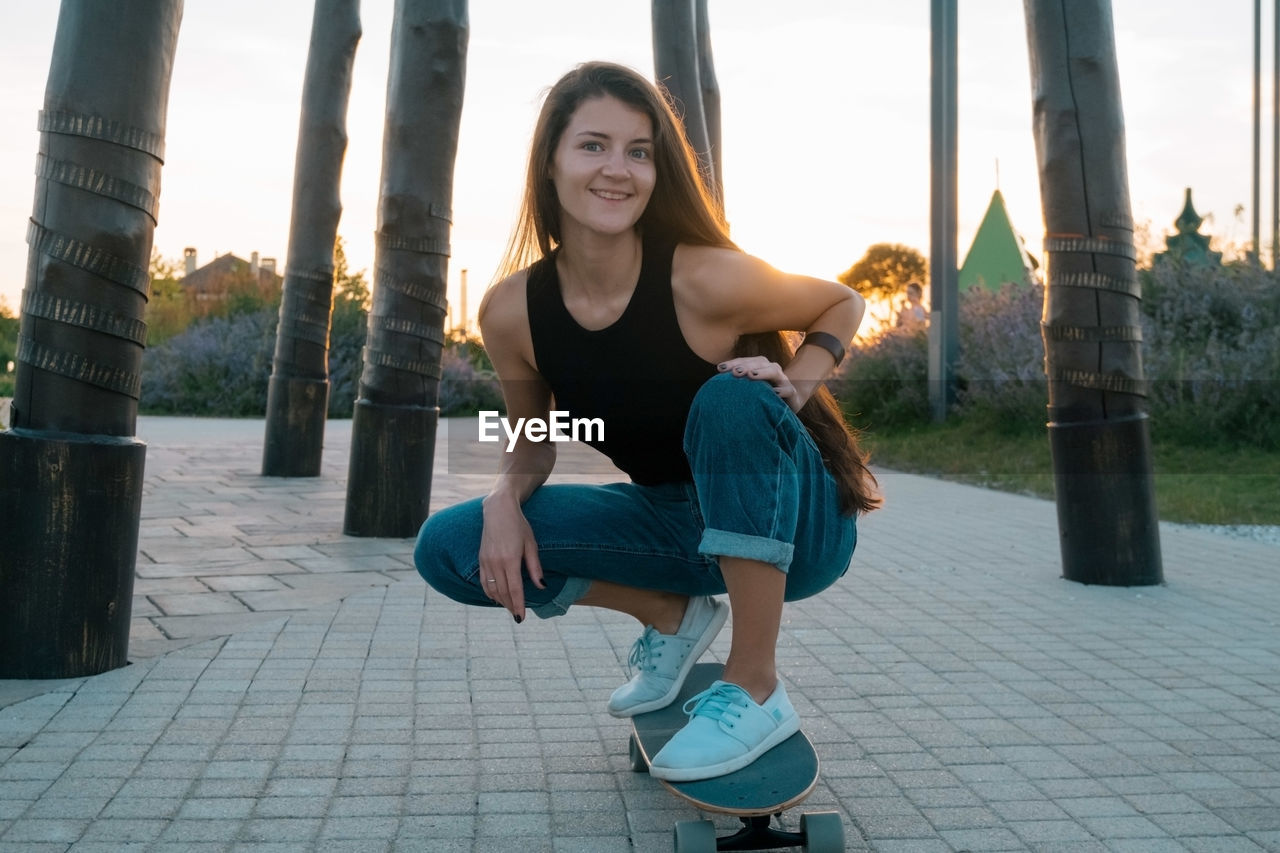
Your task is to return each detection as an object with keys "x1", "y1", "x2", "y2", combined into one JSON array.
[{"x1": 495, "y1": 61, "x2": 879, "y2": 515}]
